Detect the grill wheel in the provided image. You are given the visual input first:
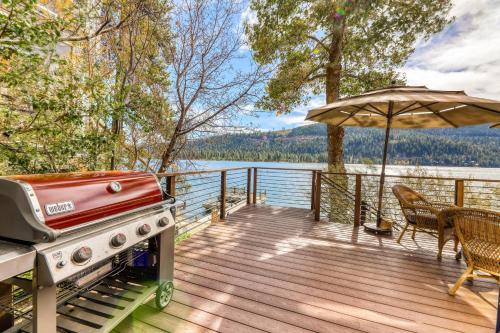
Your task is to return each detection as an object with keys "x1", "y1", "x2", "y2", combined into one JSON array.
[{"x1": 156, "y1": 281, "x2": 174, "y2": 309}]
